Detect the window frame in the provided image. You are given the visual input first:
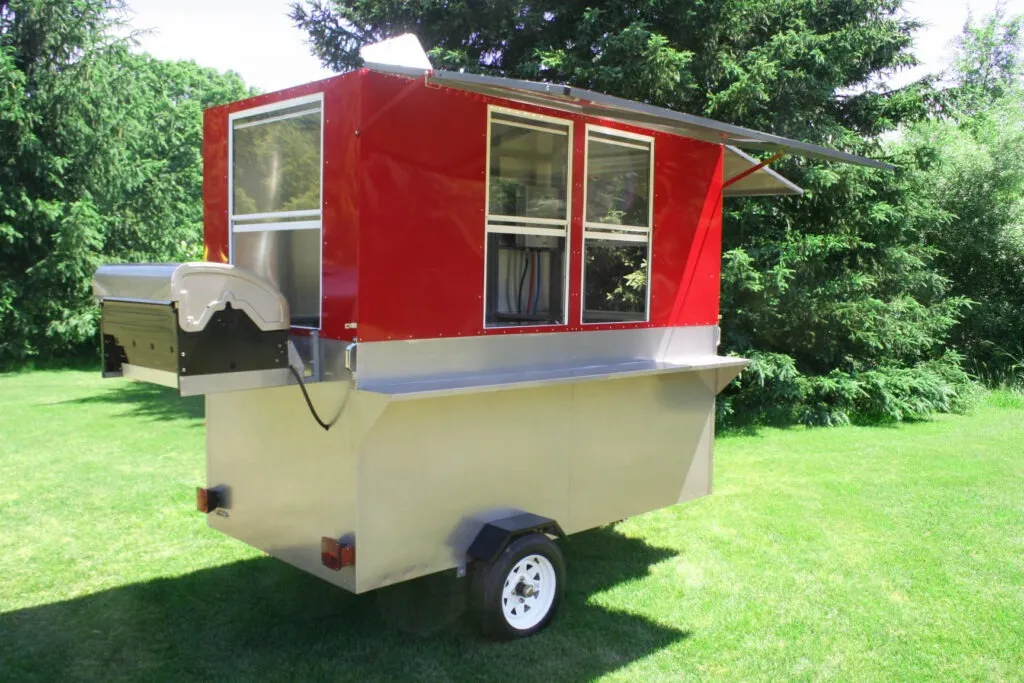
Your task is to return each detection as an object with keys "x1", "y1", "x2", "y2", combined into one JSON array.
[
  {"x1": 482, "y1": 105, "x2": 573, "y2": 329},
  {"x1": 227, "y1": 93, "x2": 325, "y2": 330},
  {"x1": 580, "y1": 124, "x2": 655, "y2": 326}
]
